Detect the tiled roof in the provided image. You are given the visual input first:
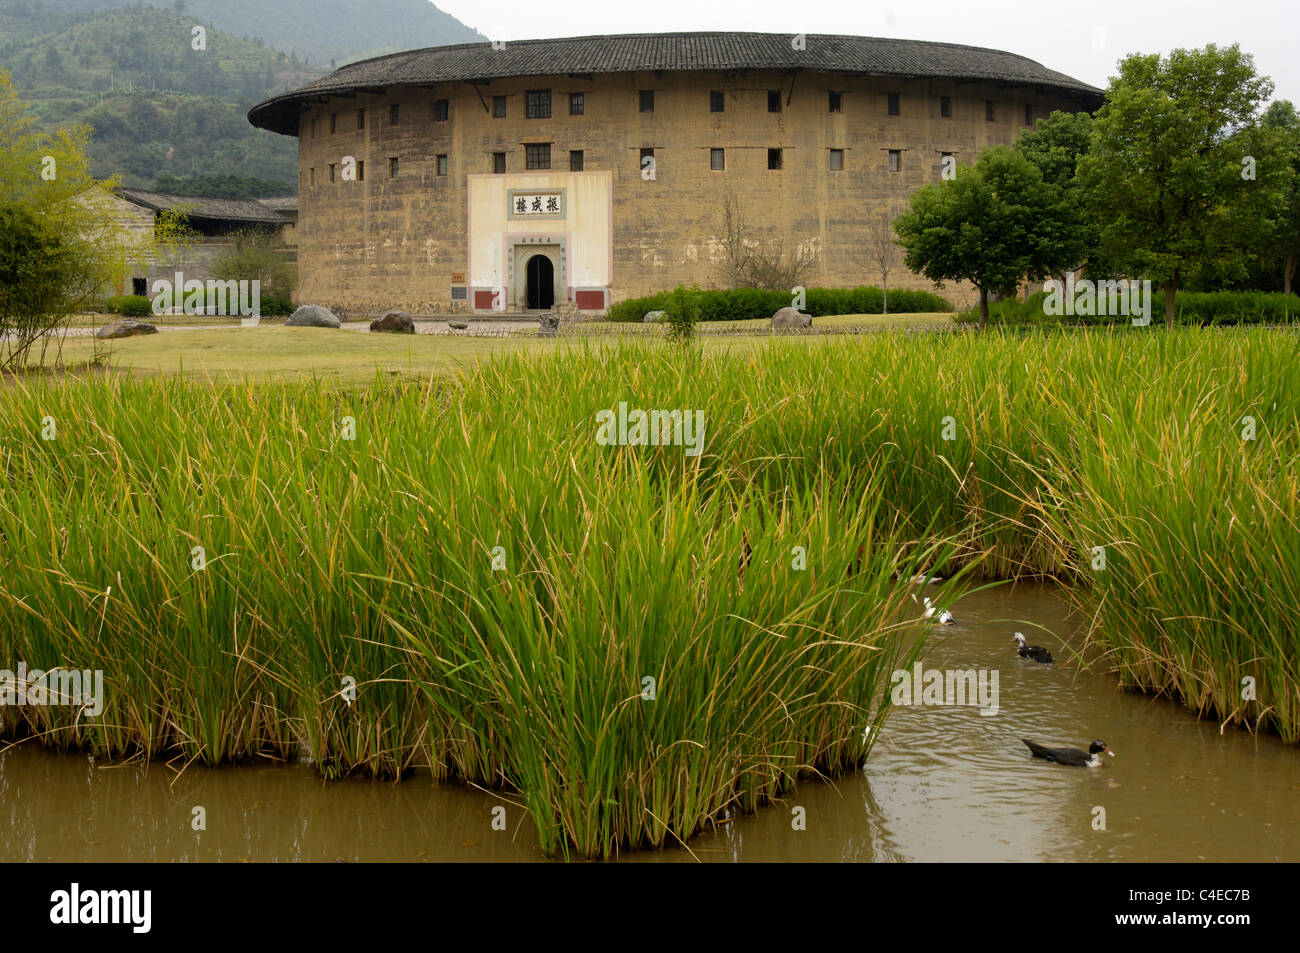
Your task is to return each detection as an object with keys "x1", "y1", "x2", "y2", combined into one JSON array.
[
  {"x1": 257, "y1": 197, "x2": 299, "y2": 214},
  {"x1": 249, "y1": 31, "x2": 1103, "y2": 135},
  {"x1": 119, "y1": 188, "x2": 289, "y2": 224}
]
